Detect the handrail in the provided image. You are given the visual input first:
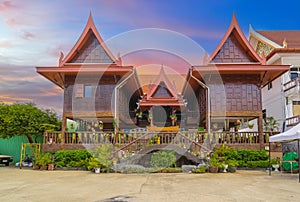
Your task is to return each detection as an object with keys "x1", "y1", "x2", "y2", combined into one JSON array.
[{"x1": 284, "y1": 77, "x2": 299, "y2": 92}]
